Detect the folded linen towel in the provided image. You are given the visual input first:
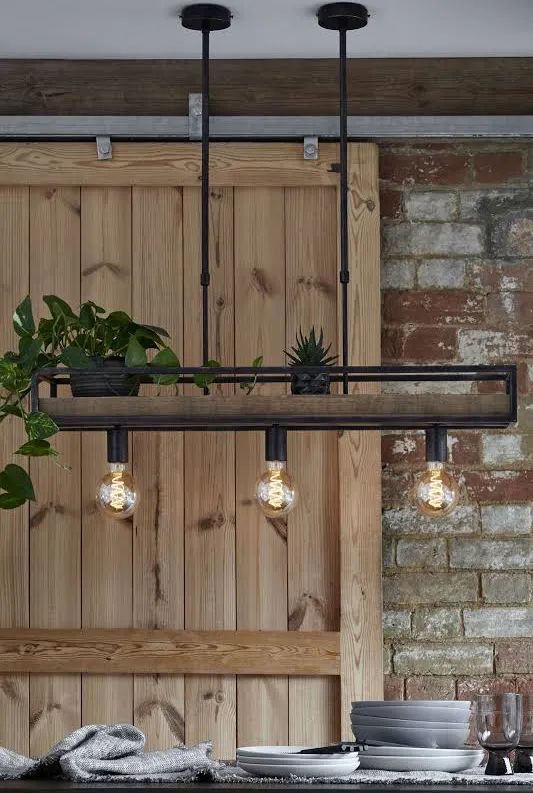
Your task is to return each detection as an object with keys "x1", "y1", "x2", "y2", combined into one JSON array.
[{"x1": 0, "y1": 724, "x2": 223, "y2": 782}]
